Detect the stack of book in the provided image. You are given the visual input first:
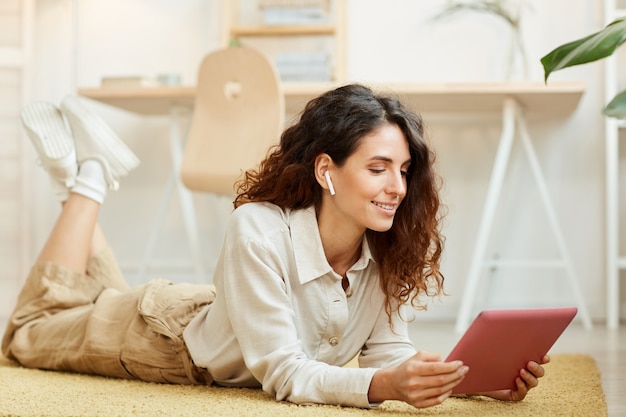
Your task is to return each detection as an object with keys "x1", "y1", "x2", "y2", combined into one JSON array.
[
  {"x1": 100, "y1": 76, "x2": 161, "y2": 88},
  {"x1": 274, "y1": 52, "x2": 331, "y2": 81},
  {"x1": 259, "y1": 0, "x2": 329, "y2": 25}
]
